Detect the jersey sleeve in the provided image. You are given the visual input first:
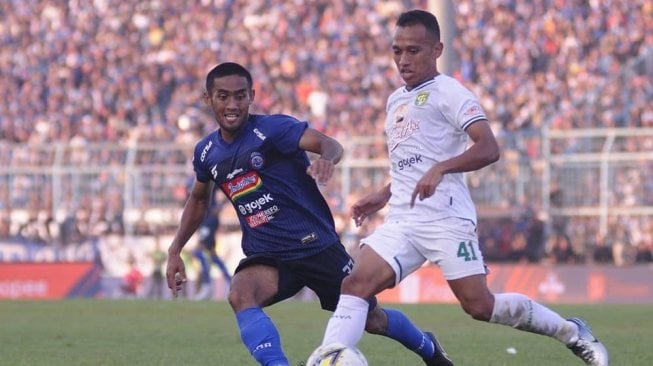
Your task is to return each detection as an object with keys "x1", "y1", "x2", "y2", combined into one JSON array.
[
  {"x1": 439, "y1": 82, "x2": 487, "y2": 131},
  {"x1": 262, "y1": 114, "x2": 309, "y2": 154},
  {"x1": 192, "y1": 142, "x2": 211, "y2": 183},
  {"x1": 458, "y1": 98, "x2": 487, "y2": 131}
]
